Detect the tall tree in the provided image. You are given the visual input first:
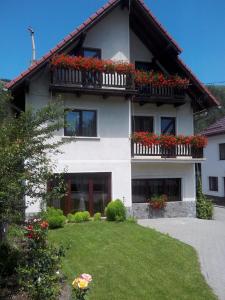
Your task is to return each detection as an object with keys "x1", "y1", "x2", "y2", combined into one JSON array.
[{"x1": 0, "y1": 84, "x2": 66, "y2": 240}]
